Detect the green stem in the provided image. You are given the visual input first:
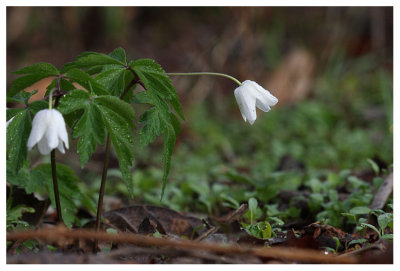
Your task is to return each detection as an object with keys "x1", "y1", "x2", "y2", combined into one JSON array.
[
  {"x1": 166, "y1": 72, "x2": 242, "y2": 86},
  {"x1": 93, "y1": 135, "x2": 111, "y2": 252},
  {"x1": 93, "y1": 77, "x2": 137, "y2": 253},
  {"x1": 49, "y1": 79, "x2": 63, "y2": 224},
  {"x1": 51, "y1": 150, "x2": 63, "y2": 223},
  {"x1": 48, "y1": 88, "x2": 56, "y2": 109}
]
